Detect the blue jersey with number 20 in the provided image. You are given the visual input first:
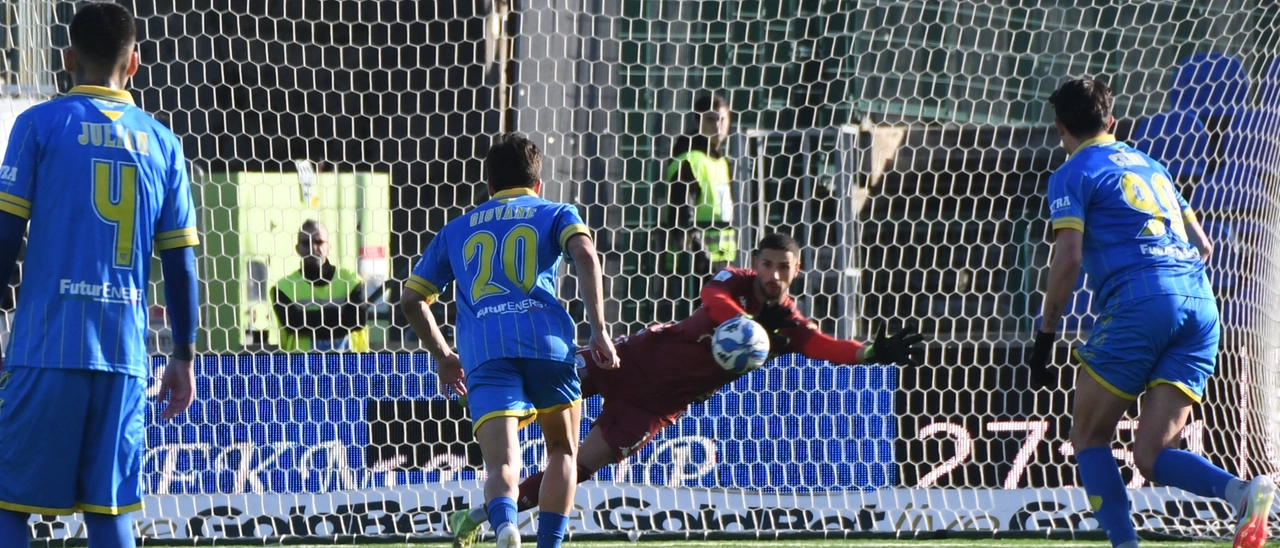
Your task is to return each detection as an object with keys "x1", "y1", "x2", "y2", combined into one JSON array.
[
  {"x1": 1047, "y1": 135, "x2": 1213, "y2": 308},
  {"x1": 408, "y1": 188, "x2": 590, "y2": 372},
  {"x1": 0, "y1": 86, "x2": 198, "y2": 377}
]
